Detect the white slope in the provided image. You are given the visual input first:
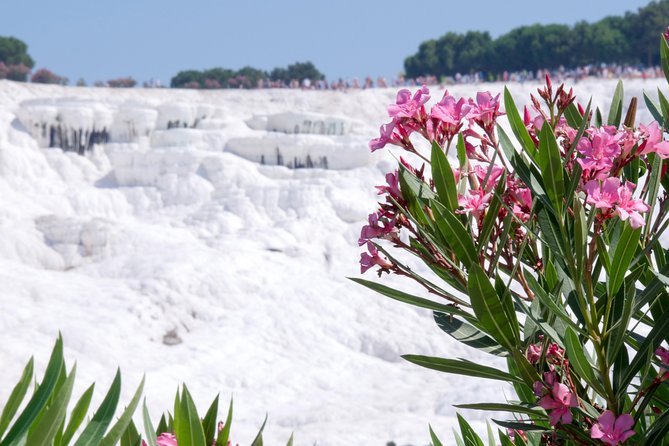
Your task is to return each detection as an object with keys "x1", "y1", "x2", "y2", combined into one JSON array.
[{"x1": 0, "y1": 78, "x2": 663, "y2": 445}]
